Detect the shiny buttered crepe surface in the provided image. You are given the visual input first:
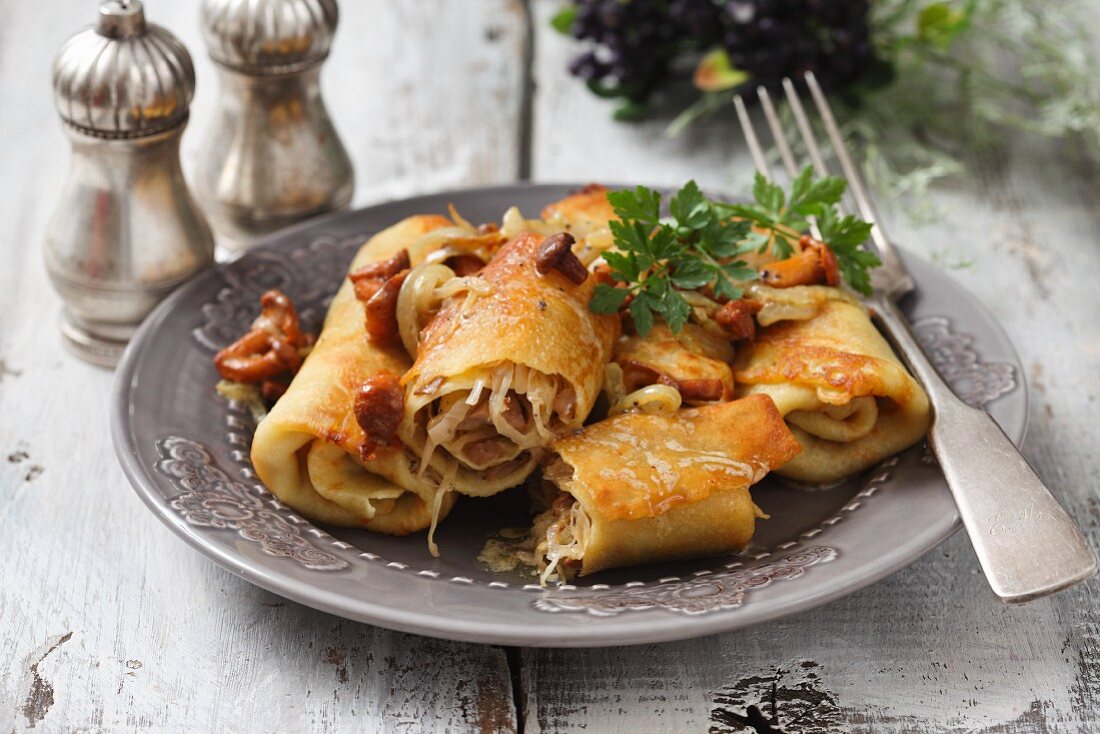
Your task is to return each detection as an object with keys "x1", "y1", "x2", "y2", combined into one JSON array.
[
  {"x1": 614, "y1": 321, "x2": 735, "y2": 400},
  {"x1": 251, "y1": 215, "x2": 458, "y2": 532},
  {"x1": 539, "y1": 184, "x2": 617, "y2": 237},
  {"x1": 733, "y1": 294, "x2": 931, "y2": 483},
  {"x1": 546, "y1": 395, "x2": 802, "y2": 576},
  {"x1": 401, "y1": 232, "x2": 619, "y2": 497}
]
